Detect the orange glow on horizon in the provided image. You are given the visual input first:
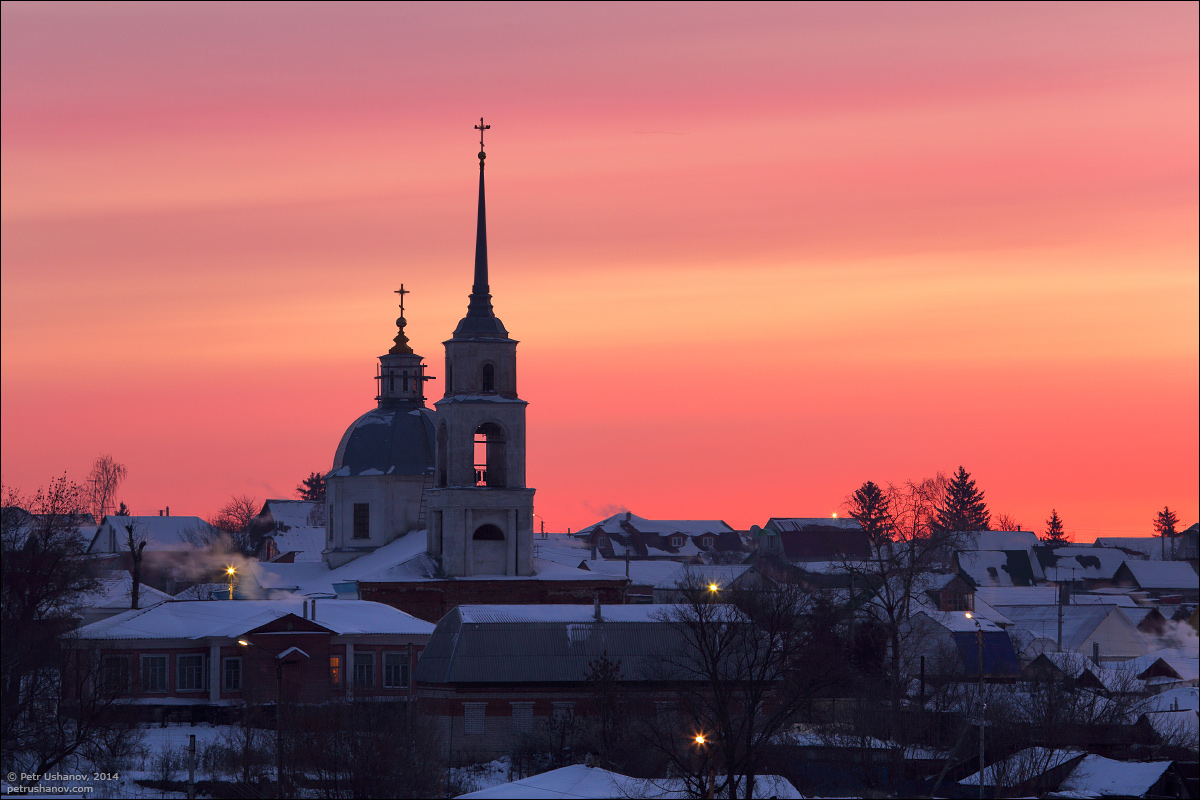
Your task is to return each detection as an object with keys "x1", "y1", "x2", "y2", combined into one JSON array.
[{"x1": 2, "y1": 4, "x2": 1196, "y2": 537}]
